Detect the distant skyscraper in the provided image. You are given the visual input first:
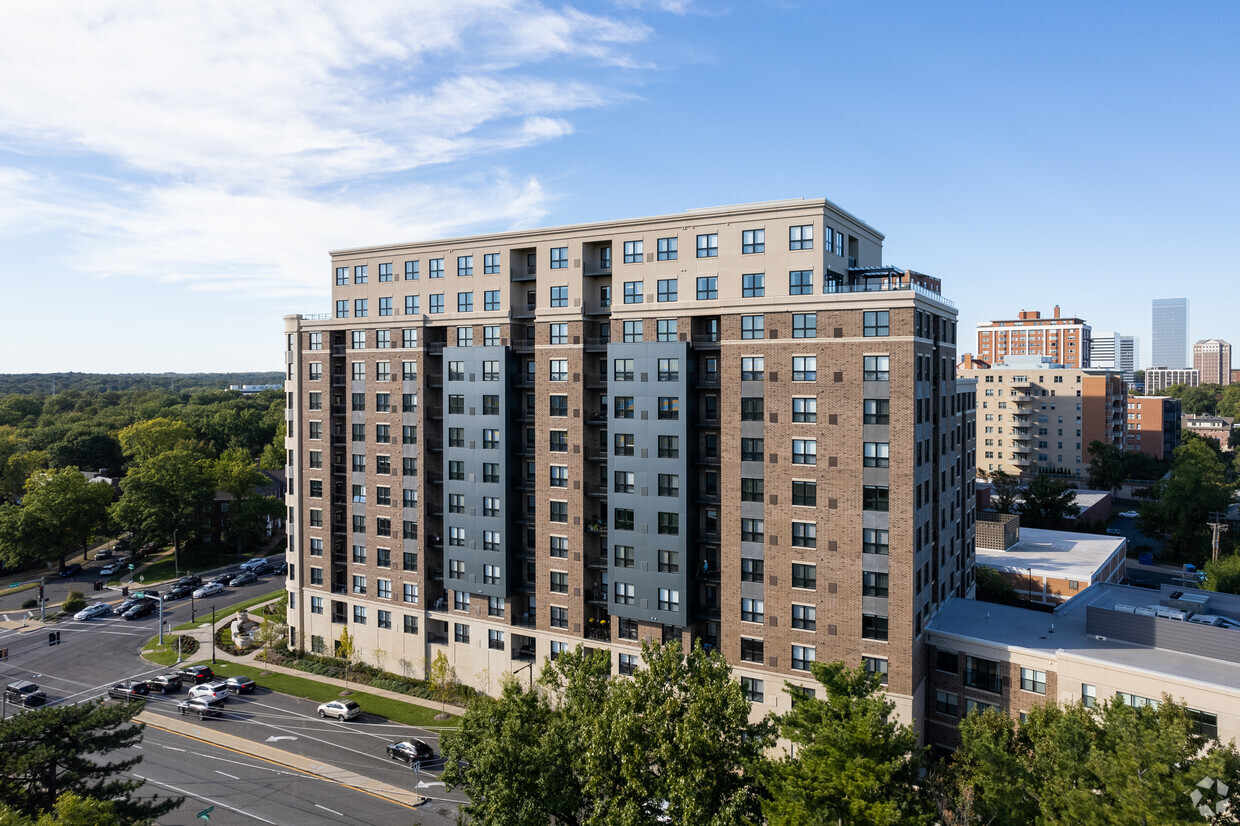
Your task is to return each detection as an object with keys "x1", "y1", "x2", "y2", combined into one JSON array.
[
  {"x1": 1193, "y1": 339, "x2": 1233, "y2": 386},
  {"x1": 1091, "y1": 332, "x2": 1138, "y2": 384},
  {"x1": 1151, "y1": 298, "x2": 1188, "y2": 368}
]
